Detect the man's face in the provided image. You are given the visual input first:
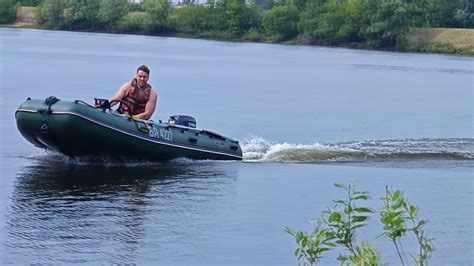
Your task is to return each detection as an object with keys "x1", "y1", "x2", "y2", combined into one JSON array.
[{"x1": 136, "y1": 70, "x2": 149, "y2": 87}]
